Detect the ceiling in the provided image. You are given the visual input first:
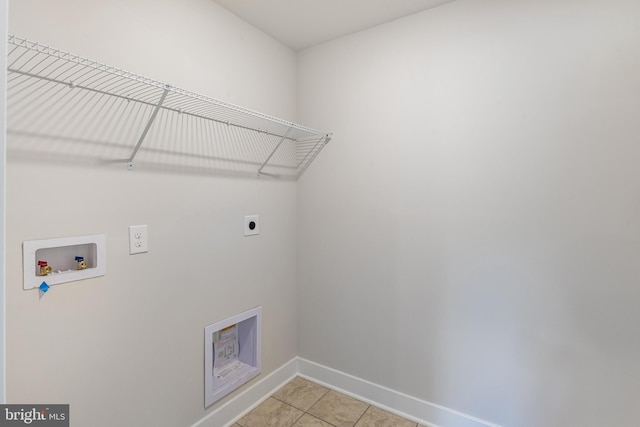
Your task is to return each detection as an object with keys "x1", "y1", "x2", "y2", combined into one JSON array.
[{"x1": 212, "y1": 0, "x2": 456, "y2": 51}]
